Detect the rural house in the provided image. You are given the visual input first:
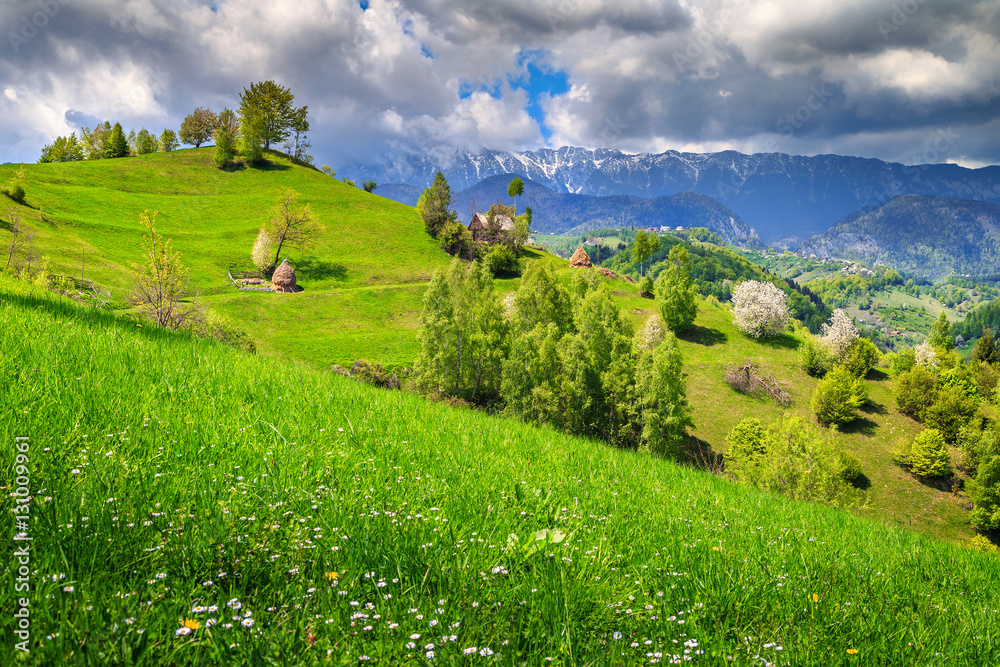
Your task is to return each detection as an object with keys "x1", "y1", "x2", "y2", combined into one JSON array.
[{"x1": 468, "y1": 212, "x2": 516, "y2": 243}]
